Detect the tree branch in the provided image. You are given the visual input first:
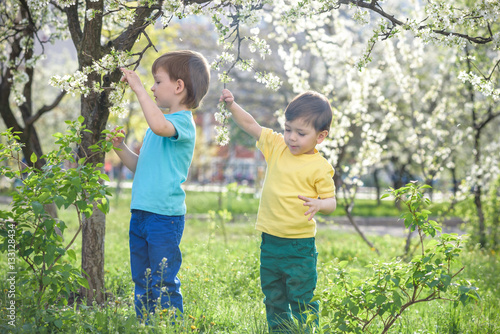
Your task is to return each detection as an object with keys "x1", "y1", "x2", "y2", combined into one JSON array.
[
  {"x1": 25, "y1": 91, "x2": 67, "y2": 127},
  {"x1": 63, "y1": 1, "x2": 83, "y2": 50},
  {"x1": 336, "y1": 0, "x2": 493, "y2": 45}
]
